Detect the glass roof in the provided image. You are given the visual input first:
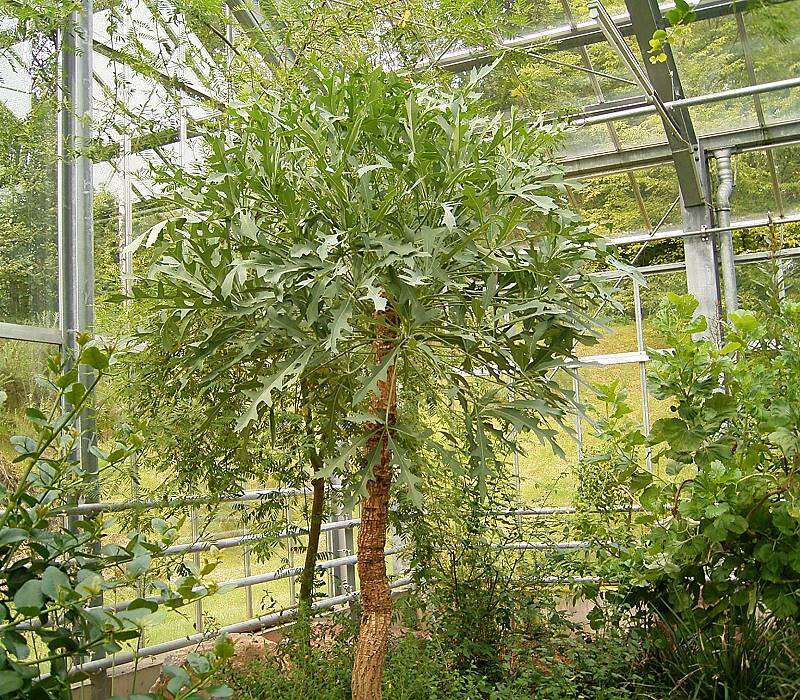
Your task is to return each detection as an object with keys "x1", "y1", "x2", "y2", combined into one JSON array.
[{"x1": 72, "y1": 0, "x2": 800, "y2": 241}]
